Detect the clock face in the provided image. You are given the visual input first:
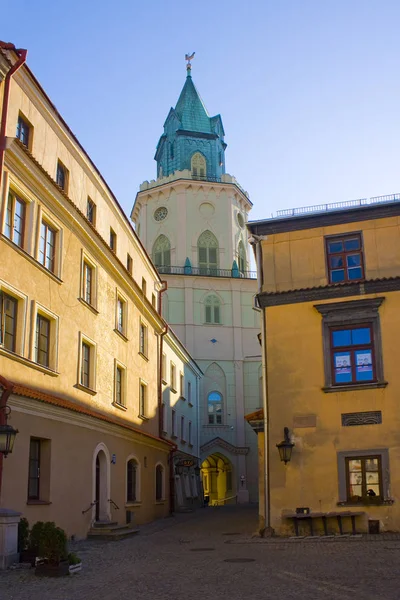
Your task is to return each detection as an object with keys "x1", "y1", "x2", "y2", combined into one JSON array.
[
  {"x1": 237, "y1": 212, "x2": 245, "y2": 228},
  {"x1": 154, "y1": 207, "x2": 168, "y2": 221}
]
